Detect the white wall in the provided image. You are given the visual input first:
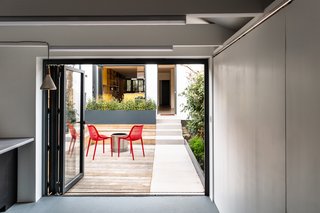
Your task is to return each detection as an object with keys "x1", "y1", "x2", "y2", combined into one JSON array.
[
  {"x1": 213, "y1": 10, "x2": 286, "y2": 213},
  {"x1": 176, "y1": 64, "x2": 205, "y2": 120},
  {"x1": 0, "y1": 46, "x2": 46, "y2": 202},
  {"x1": 82, "y1": 65, "x2": 93, "y2": 102},
  {"x1": 145, "y1": 65, "x2": 158, "y2": 107}
]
